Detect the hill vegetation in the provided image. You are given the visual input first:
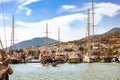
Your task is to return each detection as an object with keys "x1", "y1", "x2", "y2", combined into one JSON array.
[{"x1": 9, "y1": 27, "x2": 120, "y2": 56}]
